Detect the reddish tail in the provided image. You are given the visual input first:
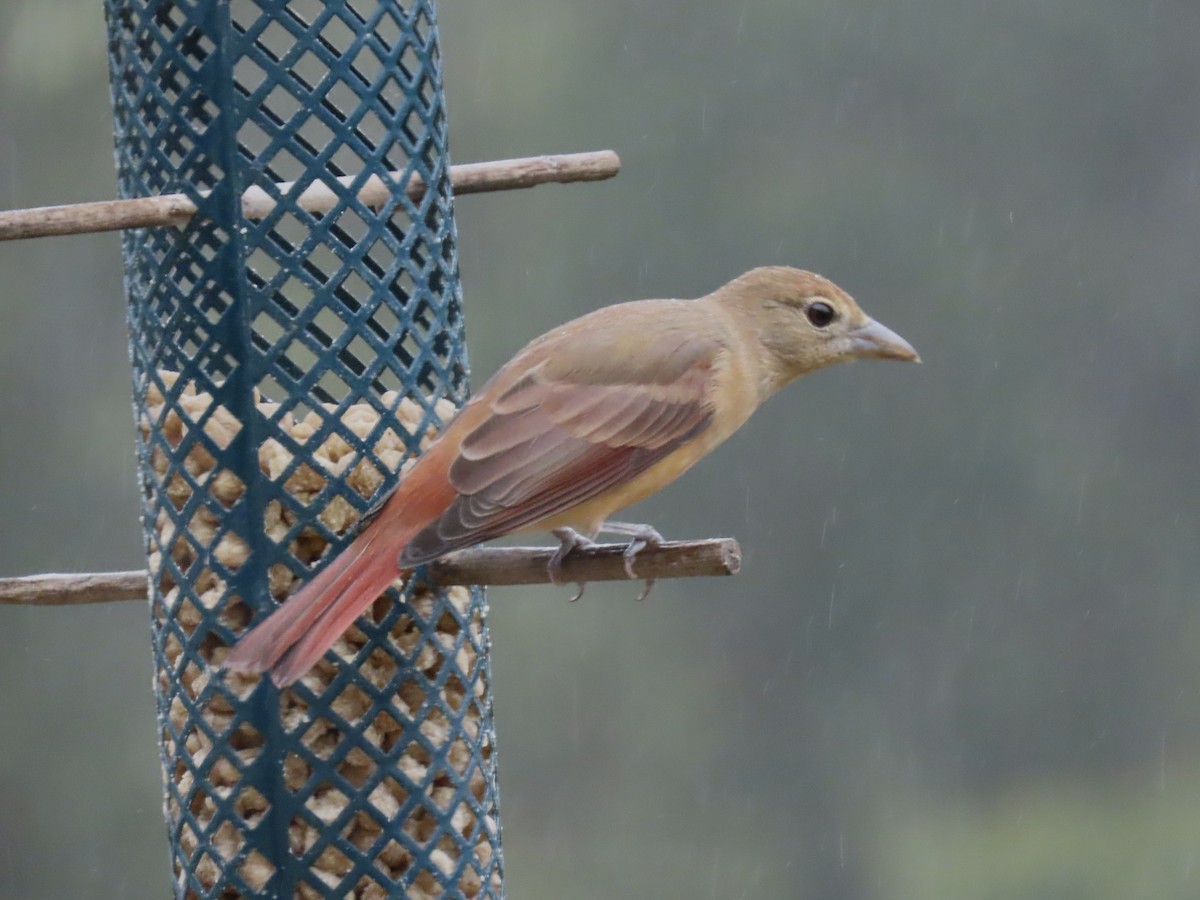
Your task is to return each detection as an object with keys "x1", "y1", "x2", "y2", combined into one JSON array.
[
  {"x1": 223, "y1": 524, "x2": 414, "y2": 686},
  {"x1": 222, "y1": 425, "x2": 461, "y2": 686}
]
